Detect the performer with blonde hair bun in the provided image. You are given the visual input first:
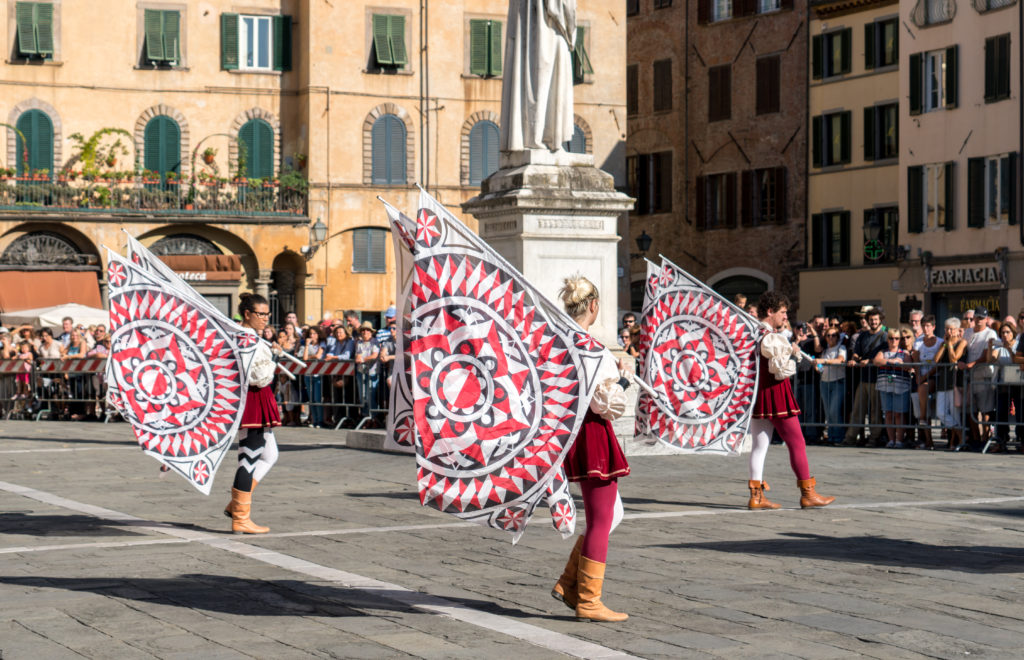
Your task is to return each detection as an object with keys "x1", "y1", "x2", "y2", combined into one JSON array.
[
  {"x1": 550, "y1": 274, "x2": 631, "y2": 623},
  {"x1": 747, "y1": 291, "x2": 835, "y2": 510}
]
